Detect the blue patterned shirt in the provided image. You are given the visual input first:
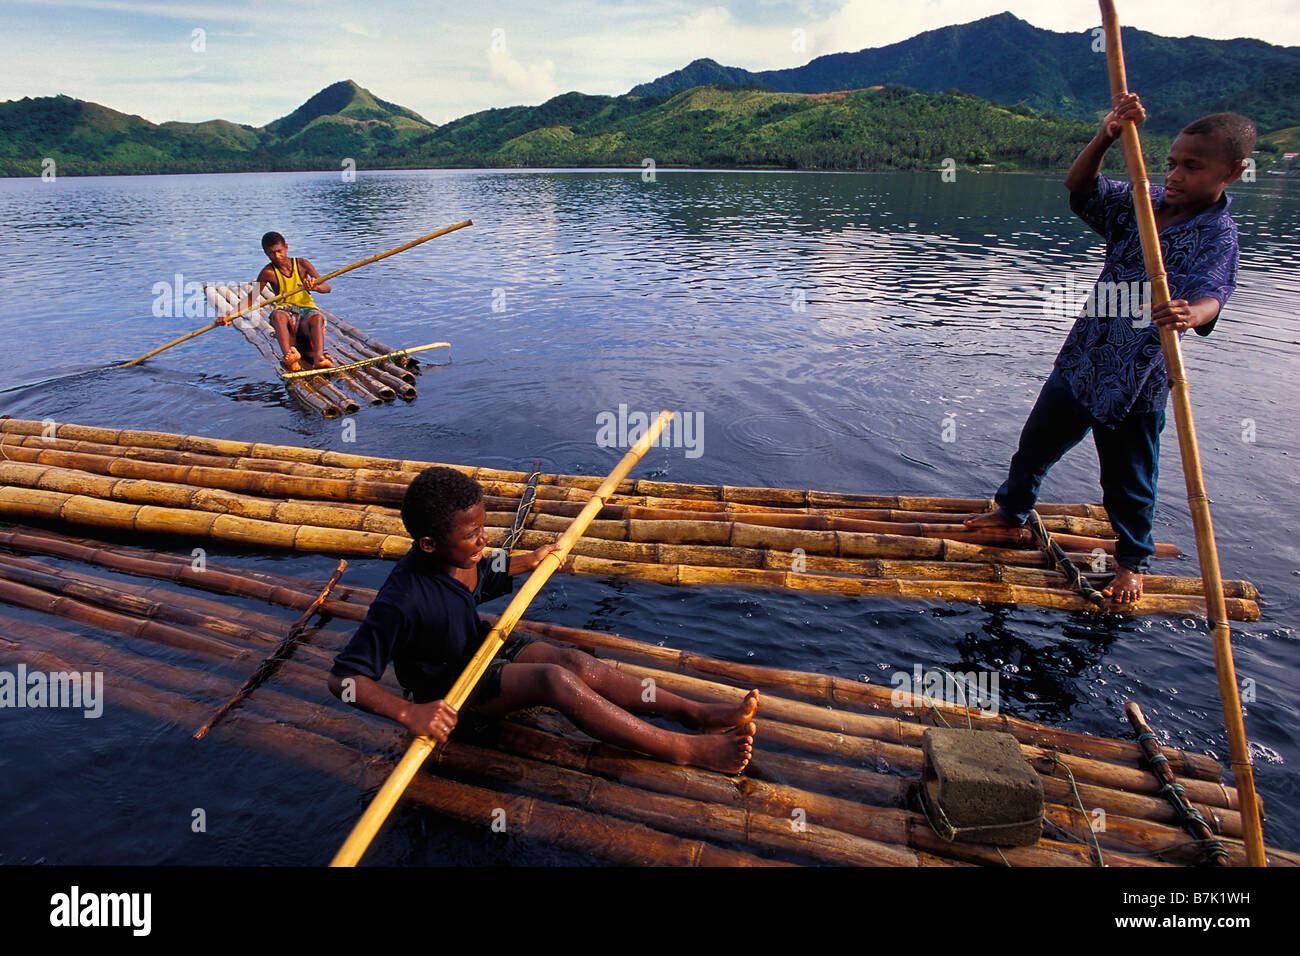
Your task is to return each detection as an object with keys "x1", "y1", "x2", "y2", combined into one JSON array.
[{"x1": 1054, "y1": 175, "x2": 1239, "y2": 425}]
